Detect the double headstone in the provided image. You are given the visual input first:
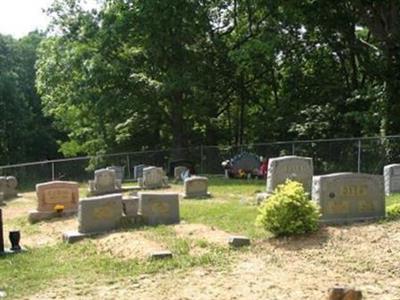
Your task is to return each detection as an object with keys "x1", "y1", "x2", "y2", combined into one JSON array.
[
  {"x1": 266, "y1": 156, "x2": 313, "y2": 195},
  {"x1": 384, "y1": 164, "x2": 400, "y2": 195},
  {"x1": 138, "y1": 167, "x2": 168, "y2": 189},
  {"x1": 312, "y1": 172, "x2": 385, "y2": 223},
  {"x1": 28, "y1": 181, "x2": 80, "y2": 223},
  {"x1": 183, "y1": 176, "x2": 210, "y2": 198},
  {"x1": 0, "y1": 176, "x2": 18, "y2": 199},
  {"x1": 88, "y1": 168, "x2": 122, "y2": 195}
]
